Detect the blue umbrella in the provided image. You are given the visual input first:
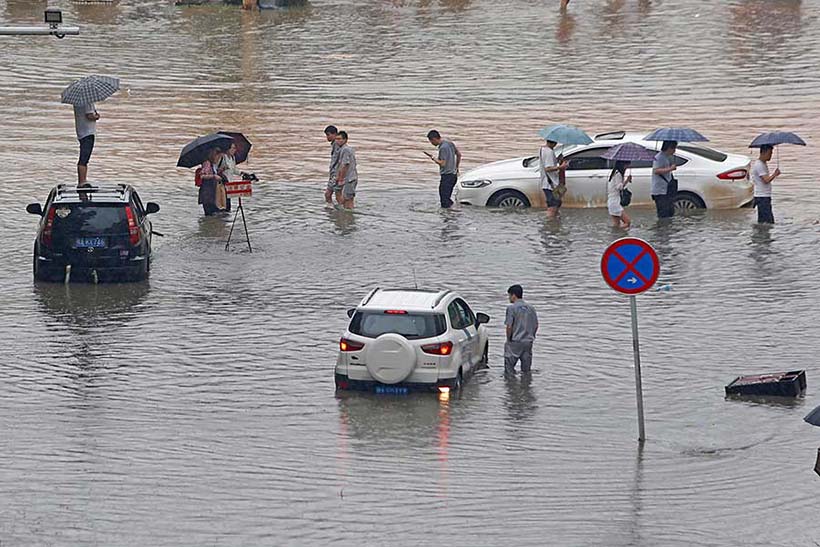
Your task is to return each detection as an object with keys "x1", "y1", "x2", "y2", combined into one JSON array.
[
  {"x1": 749, "y1": 131, "x2": 806, "y2": 148},
  {"x1": 538, "y1": 124, "x2": 593, "y2": 145},
  {"x1": 600, "y1": 143, "x2": 657, "y2": 162},
  {"x1": 644, "y1": 127, "x2": 709, "y2": 142}
]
